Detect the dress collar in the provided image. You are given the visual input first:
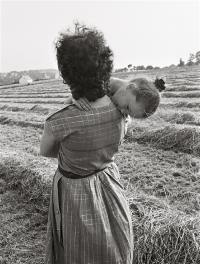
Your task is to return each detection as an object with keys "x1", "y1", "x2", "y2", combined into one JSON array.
[{"x1": 72, "y1": 97, "x2": 93, "y2": 111}]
